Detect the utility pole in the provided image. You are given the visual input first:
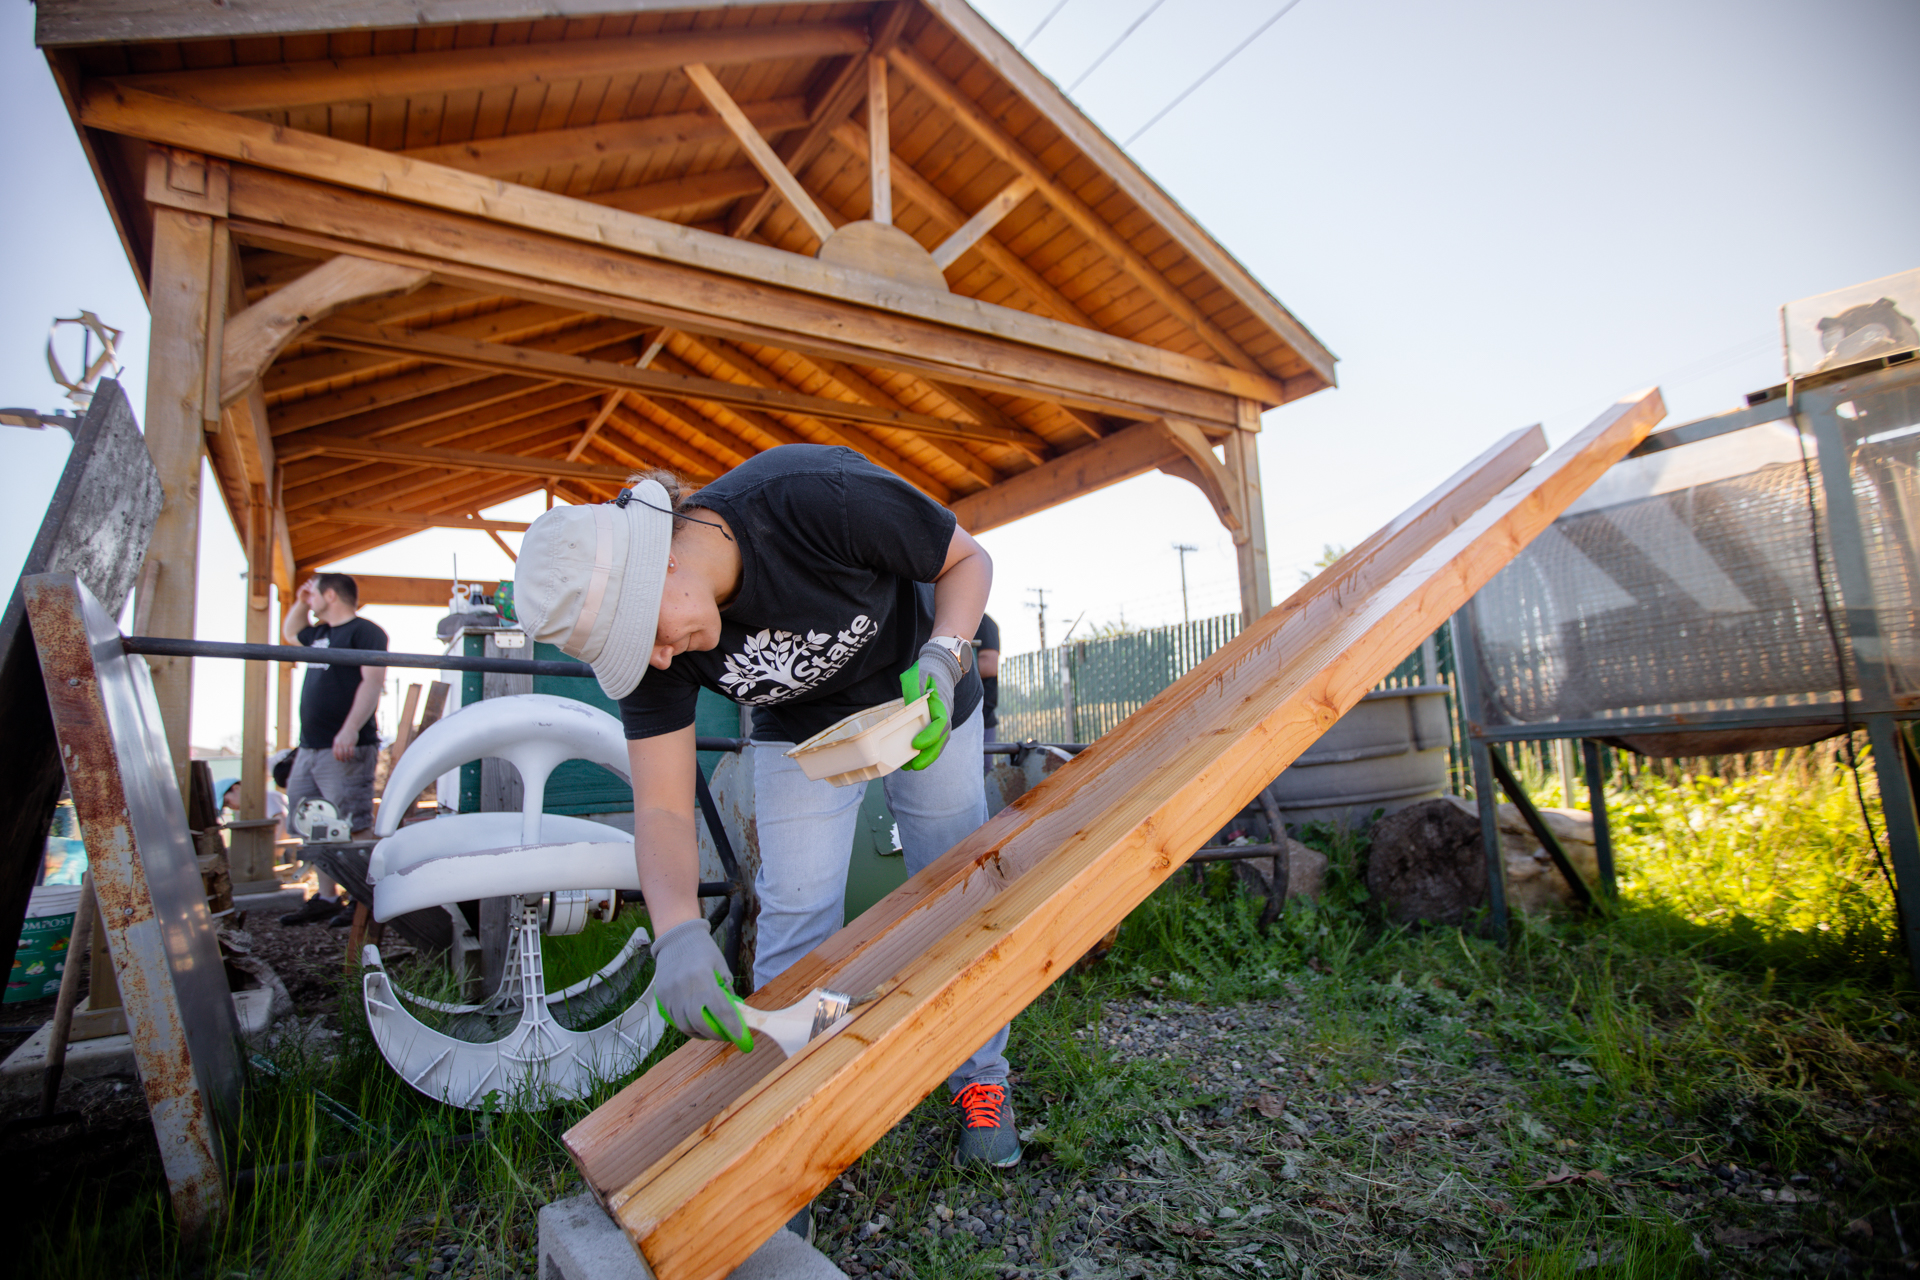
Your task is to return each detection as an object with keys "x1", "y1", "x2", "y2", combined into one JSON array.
[
  {"x1": 1172, "y1": 543, "x2": 1198, "y2": 624},
  {"x1": 1026, "y1": 586, "x2": 1050, "y2": 650}
]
